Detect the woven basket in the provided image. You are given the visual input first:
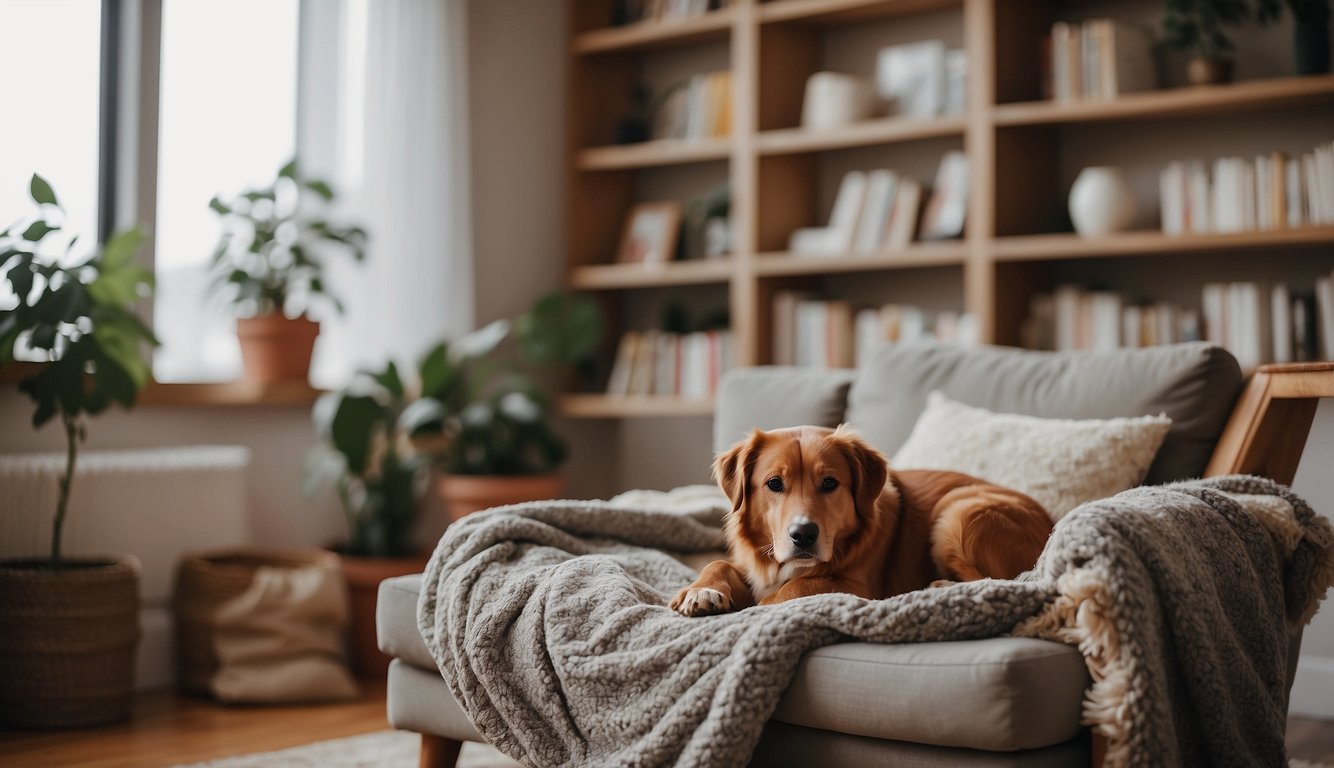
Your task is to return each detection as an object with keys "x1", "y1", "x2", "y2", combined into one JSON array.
[
  {"x1": 174, "y1": 548, "x2": 341, "y2": 695},
  {"x1": 0, "y1": 556, "x2": 141, "y2": 729}
]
